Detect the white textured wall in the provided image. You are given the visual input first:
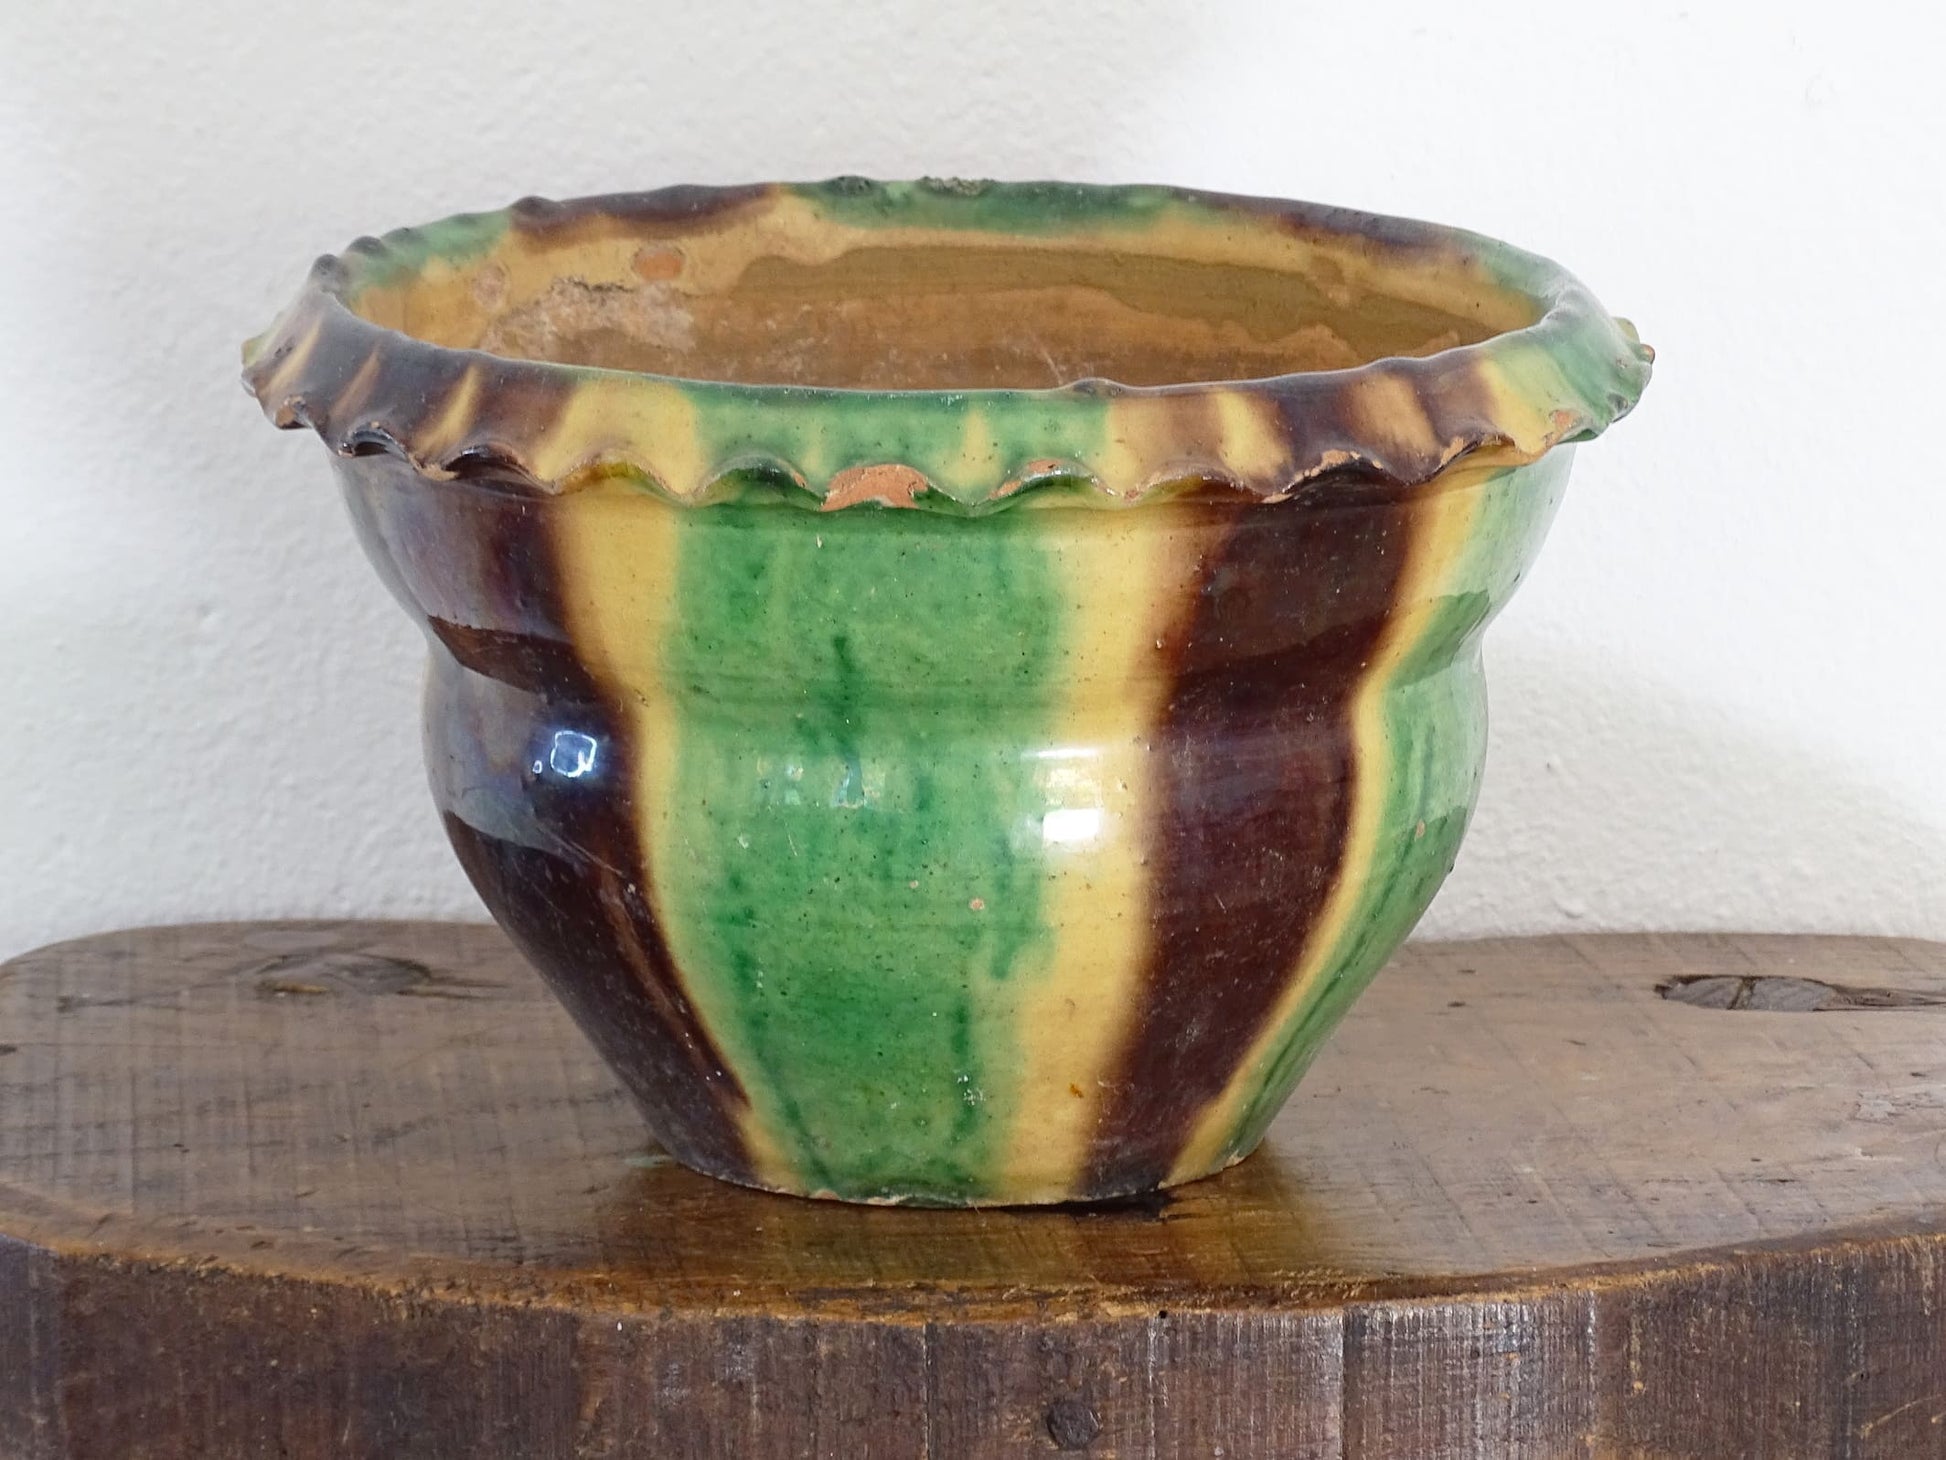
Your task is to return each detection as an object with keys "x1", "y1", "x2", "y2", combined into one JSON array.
[{"x1": 2, "y1": 1, "x2": 1941, "y2": 959}]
